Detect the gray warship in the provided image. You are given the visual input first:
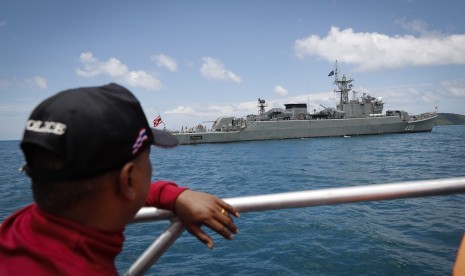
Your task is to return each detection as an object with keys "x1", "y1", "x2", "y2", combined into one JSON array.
[{"x1": 172, "y1": 65, "x2": 437, "y2": 145}]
